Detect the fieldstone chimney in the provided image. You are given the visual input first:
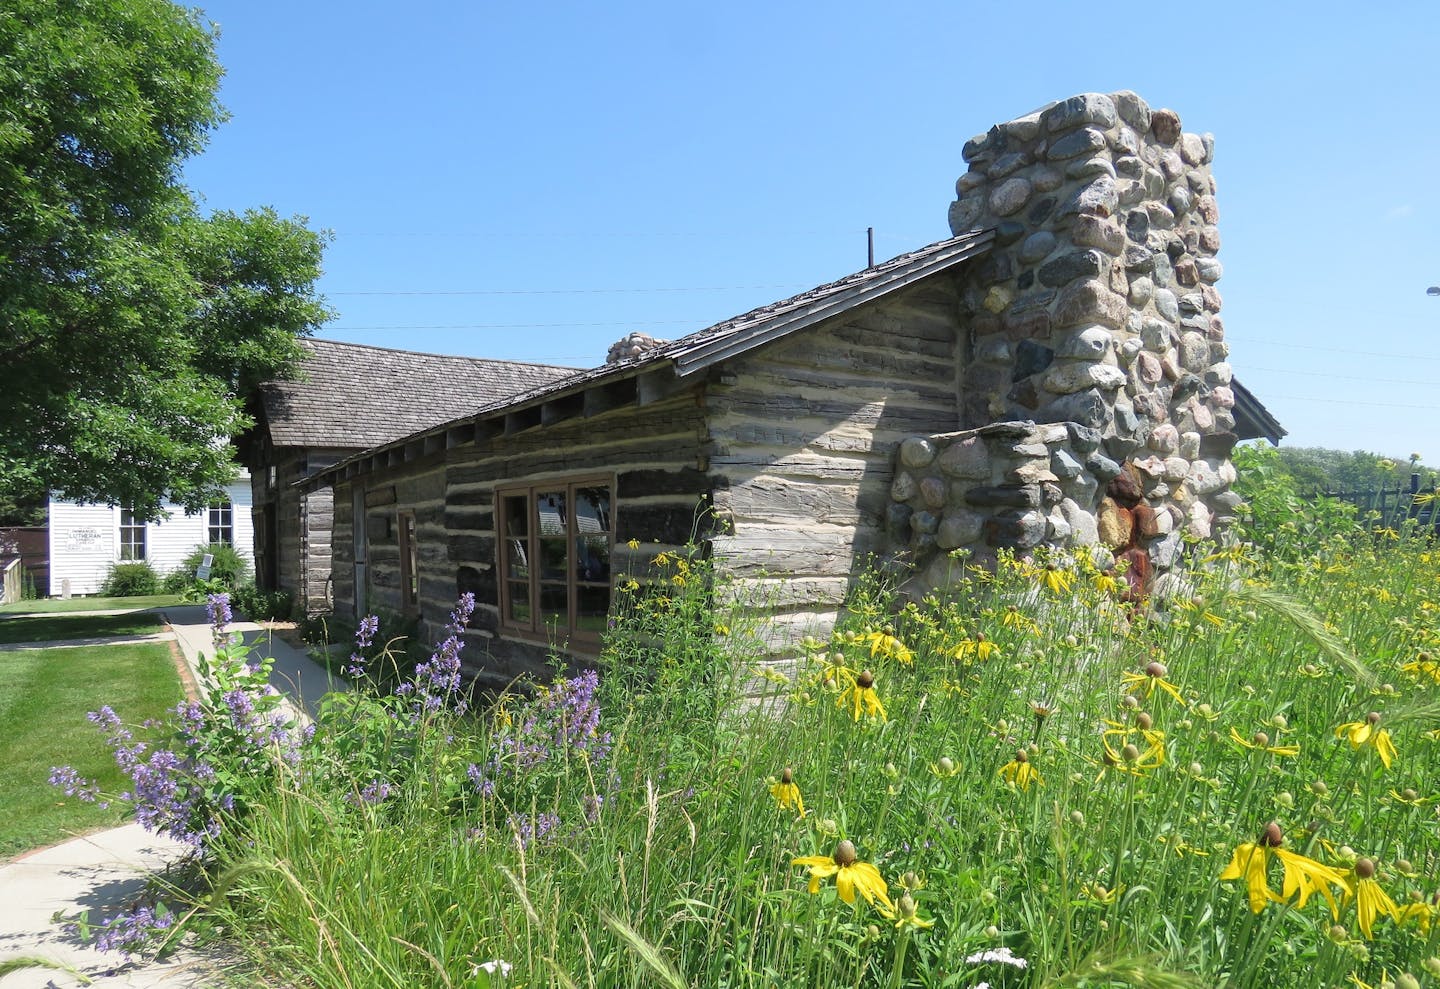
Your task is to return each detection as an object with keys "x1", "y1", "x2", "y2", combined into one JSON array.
[
  {"x1": 888, "y1": 92, "x2": 1241, "y2": 595},
  {"x1": 606, "y1": 331, "x2": 670, "y2": 364}
]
